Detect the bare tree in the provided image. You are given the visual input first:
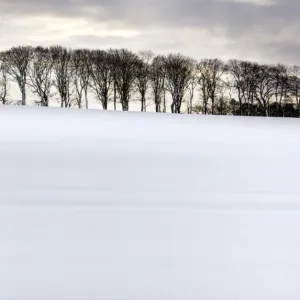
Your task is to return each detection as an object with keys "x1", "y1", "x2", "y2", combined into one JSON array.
[
  {"x1": 197, "y1": 61, "x2": 209, "y2": 115},
  {"x1": 244, "y1": 62, "x2": 259, "y2": 116},
  {"x1": 82, "y1": 49, "x2": 92, "y2": 109},
  {"x1": 71, "y1": 49, "x2": 84, "y2": 108},
  {"x1": 186, "y1": 60, "x2": 197, "y2": 114},
  {"x1": 71, "y1": 49, "x2": 91, "y2": 109},
  {"x1": 110, "y1": 68, "x2": 119, "y2": 111},
  {"x1": 164, "y1": 53, "x2": 194, "y2": 113},
  {"x1": 50, "y1": 45, "x2": 75, "y2": 108},
  {"x1": 288, "y1": 65, "x2": 300, "y2": 118},
  {"x1": 197, "y1": 58, "x2": 227, "y2": 115},
  {"x1": 0, "y1": 55, "x2": 9, "y2": 104},
  {"x1": 253, "y1": 64, "x2": 275, "y2": 117},
  {"x1": 149, "y1": 55, "x2": 166, "y2": 112},
  {"x1": 27, "y1": 46, "x2": 54, "y2": 107},
  {"x1": 2, "y1": 46, "x2": 33, "y2": 105},
  {"x1": 135, "y1": 50, "x2": 154, "y2": 112},
  {"x1": 228, "y1": 59, "x2": 253, "y2": 116},
  {"x1": 109, "y1": 48, "x2": 139, "y2": 111},
  {"x1": 89, "y1": 50, "x2": 113, "y2": 110},
  {"x1": 270, "y1": 64, "x2": 289, "y2": 117}
]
